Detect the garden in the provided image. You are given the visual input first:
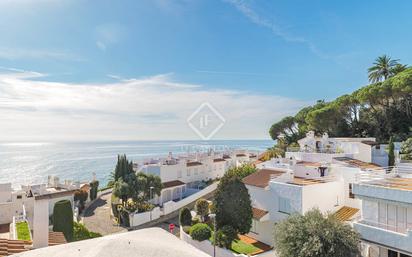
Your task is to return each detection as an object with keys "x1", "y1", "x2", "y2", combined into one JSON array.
[
  {"x1": 15, "y1": 221, "x2": 31, "y2": 241},
  {"x1": 179, "y1": 169, "x2": 268, "y2": 256},
  {"x1": 110, "y1": 155, "x2": 163, "y2": 227}
]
